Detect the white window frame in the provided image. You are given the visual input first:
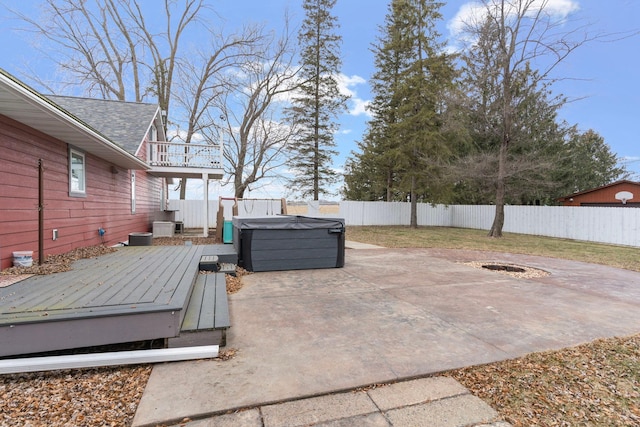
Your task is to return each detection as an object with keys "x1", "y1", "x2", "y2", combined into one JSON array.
[
  {"x1": 69, "y1": 147, "x2": 86, "y2": 197},
  {"x1": 148, "y1": 124, "x2": 157, "y2": 142}
]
